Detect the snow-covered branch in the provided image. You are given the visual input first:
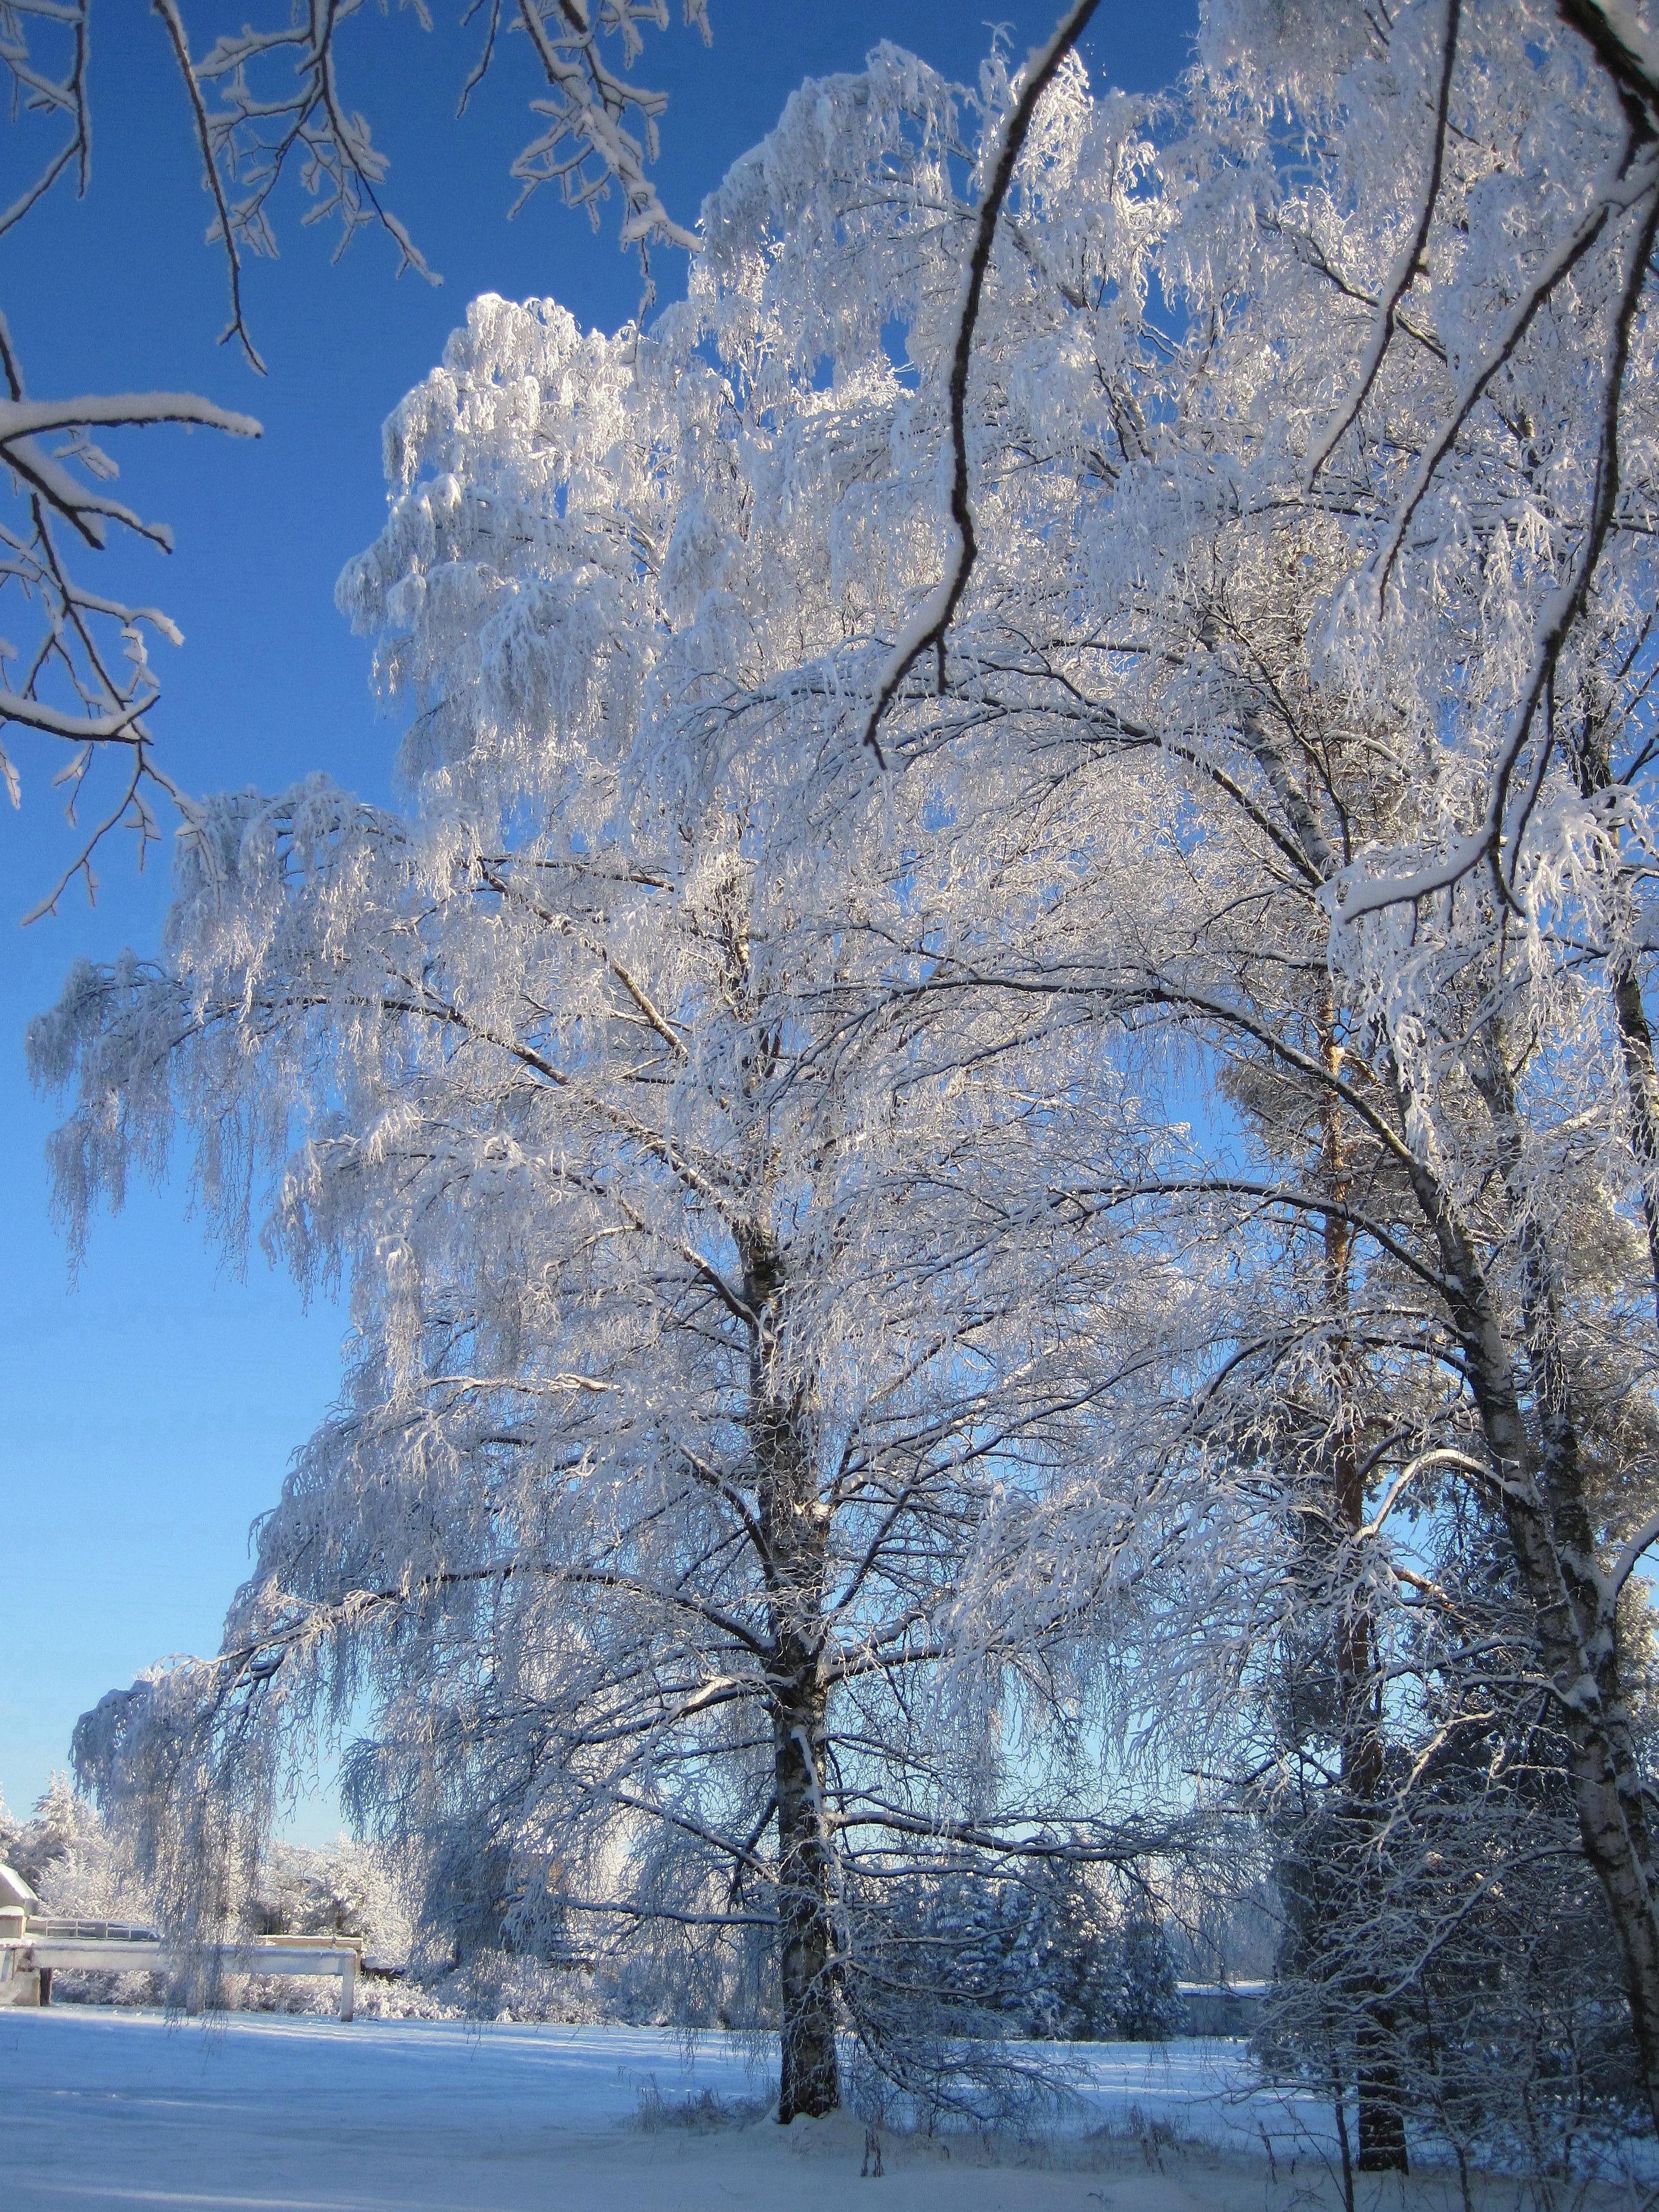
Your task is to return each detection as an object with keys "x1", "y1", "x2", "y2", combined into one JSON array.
[{"x1": 1, "y1": 0, "x2": 708, "y2": 903}]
